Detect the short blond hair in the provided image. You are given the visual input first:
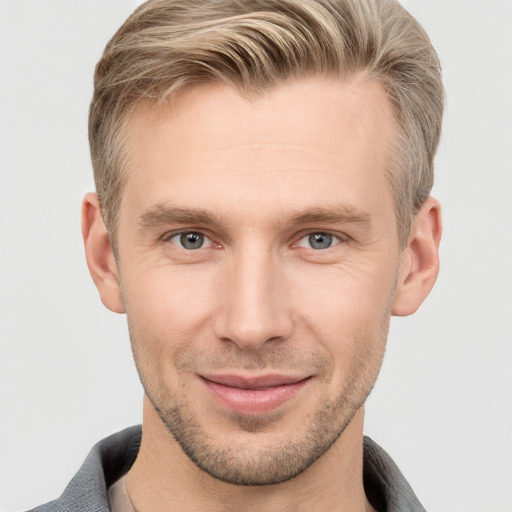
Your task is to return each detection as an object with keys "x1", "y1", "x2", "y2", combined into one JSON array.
[{"x1": 89, "y1": 0, "x2": 443, "y2": 249}]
